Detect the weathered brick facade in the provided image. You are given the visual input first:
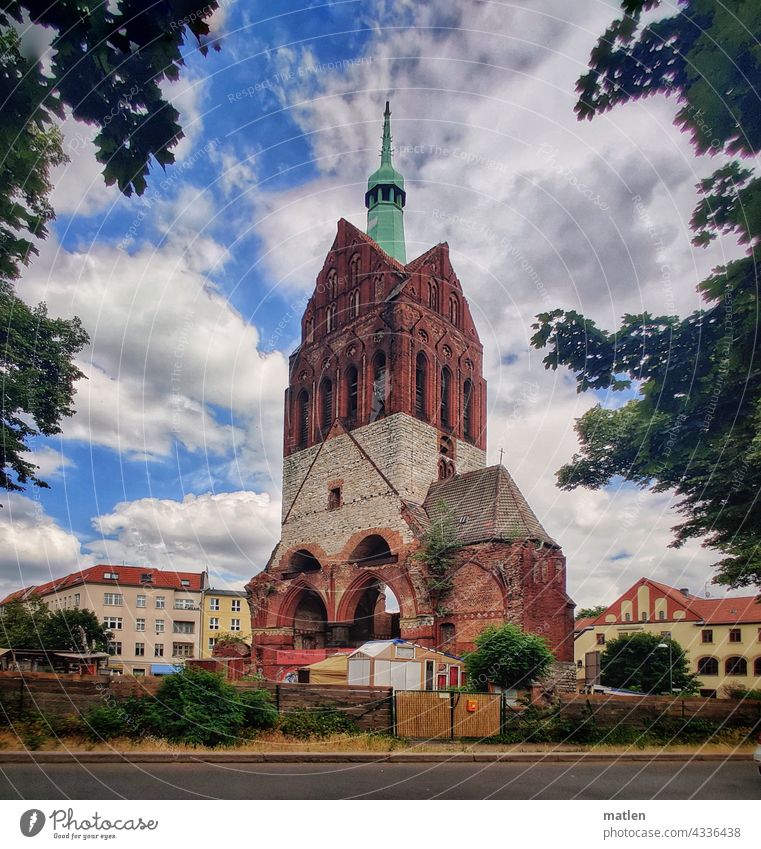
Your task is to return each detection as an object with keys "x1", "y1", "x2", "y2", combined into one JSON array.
[{"x1": 246, "y1": 216, "x2": 574, "y2": 679}]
